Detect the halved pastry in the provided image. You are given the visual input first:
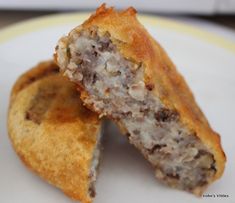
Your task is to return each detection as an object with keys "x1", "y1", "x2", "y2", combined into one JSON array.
[
  {"x1": 8, "y1": 61, "x2": 102, "y2": 203},
  {"x1": 55, "y1": 5, "x2": 226, "y2": 195}
]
